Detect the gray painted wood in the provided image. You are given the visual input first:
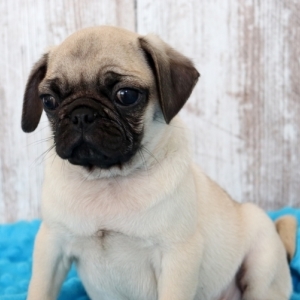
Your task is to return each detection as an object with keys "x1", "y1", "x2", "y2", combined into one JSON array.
[
  {"x1": 137, "y1": 0, "x2": 300, "y2": 210},
  {"x1": 0, "y1": 0, "x2": 299, "y2": 222},
  {"x1": 0, "y1": 0, "x2": 135, "y2": 222}
]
